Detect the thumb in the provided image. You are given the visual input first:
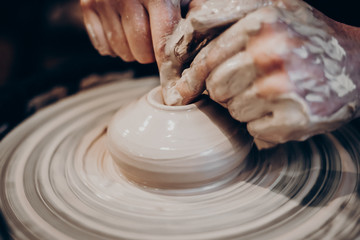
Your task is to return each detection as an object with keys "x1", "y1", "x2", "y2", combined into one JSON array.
[
  {"x1": 145, "y1": 0, "x2": 182, "y2": 68},
  {"x1": 163, "y1": 14, "x2": 251, "y2": 105},
  {"x1": 160, "y1": 0, "x2": 276, "y2": 105}
]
